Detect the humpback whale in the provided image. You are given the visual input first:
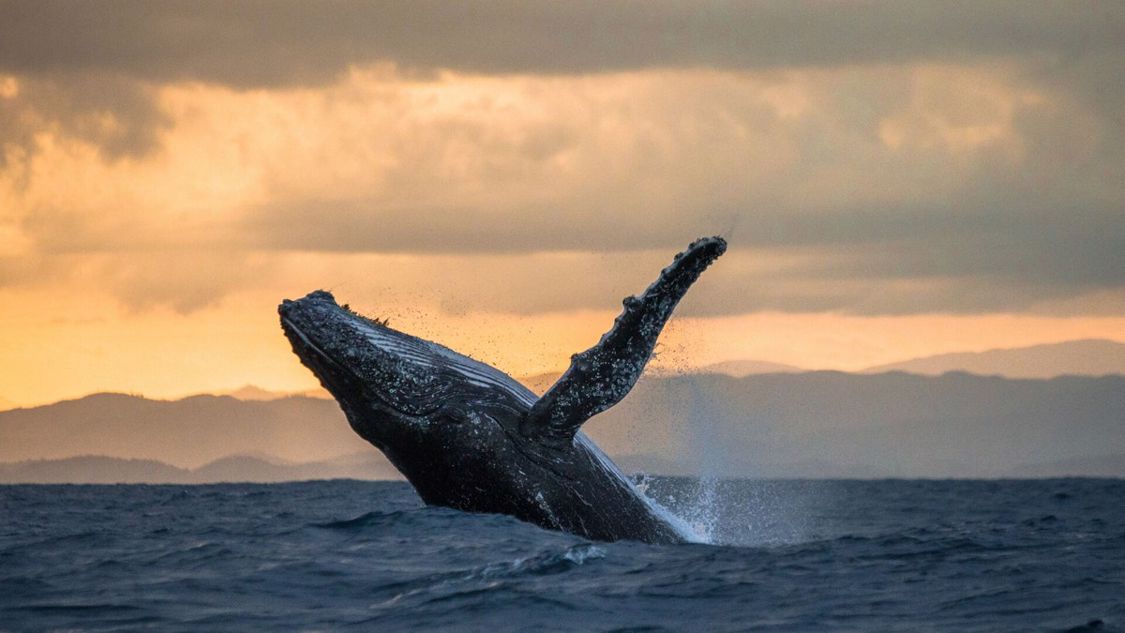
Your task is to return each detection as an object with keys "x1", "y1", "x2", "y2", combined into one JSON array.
[{"x1": 279, "y1": 236, "x2": 726, "y2": 544}]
